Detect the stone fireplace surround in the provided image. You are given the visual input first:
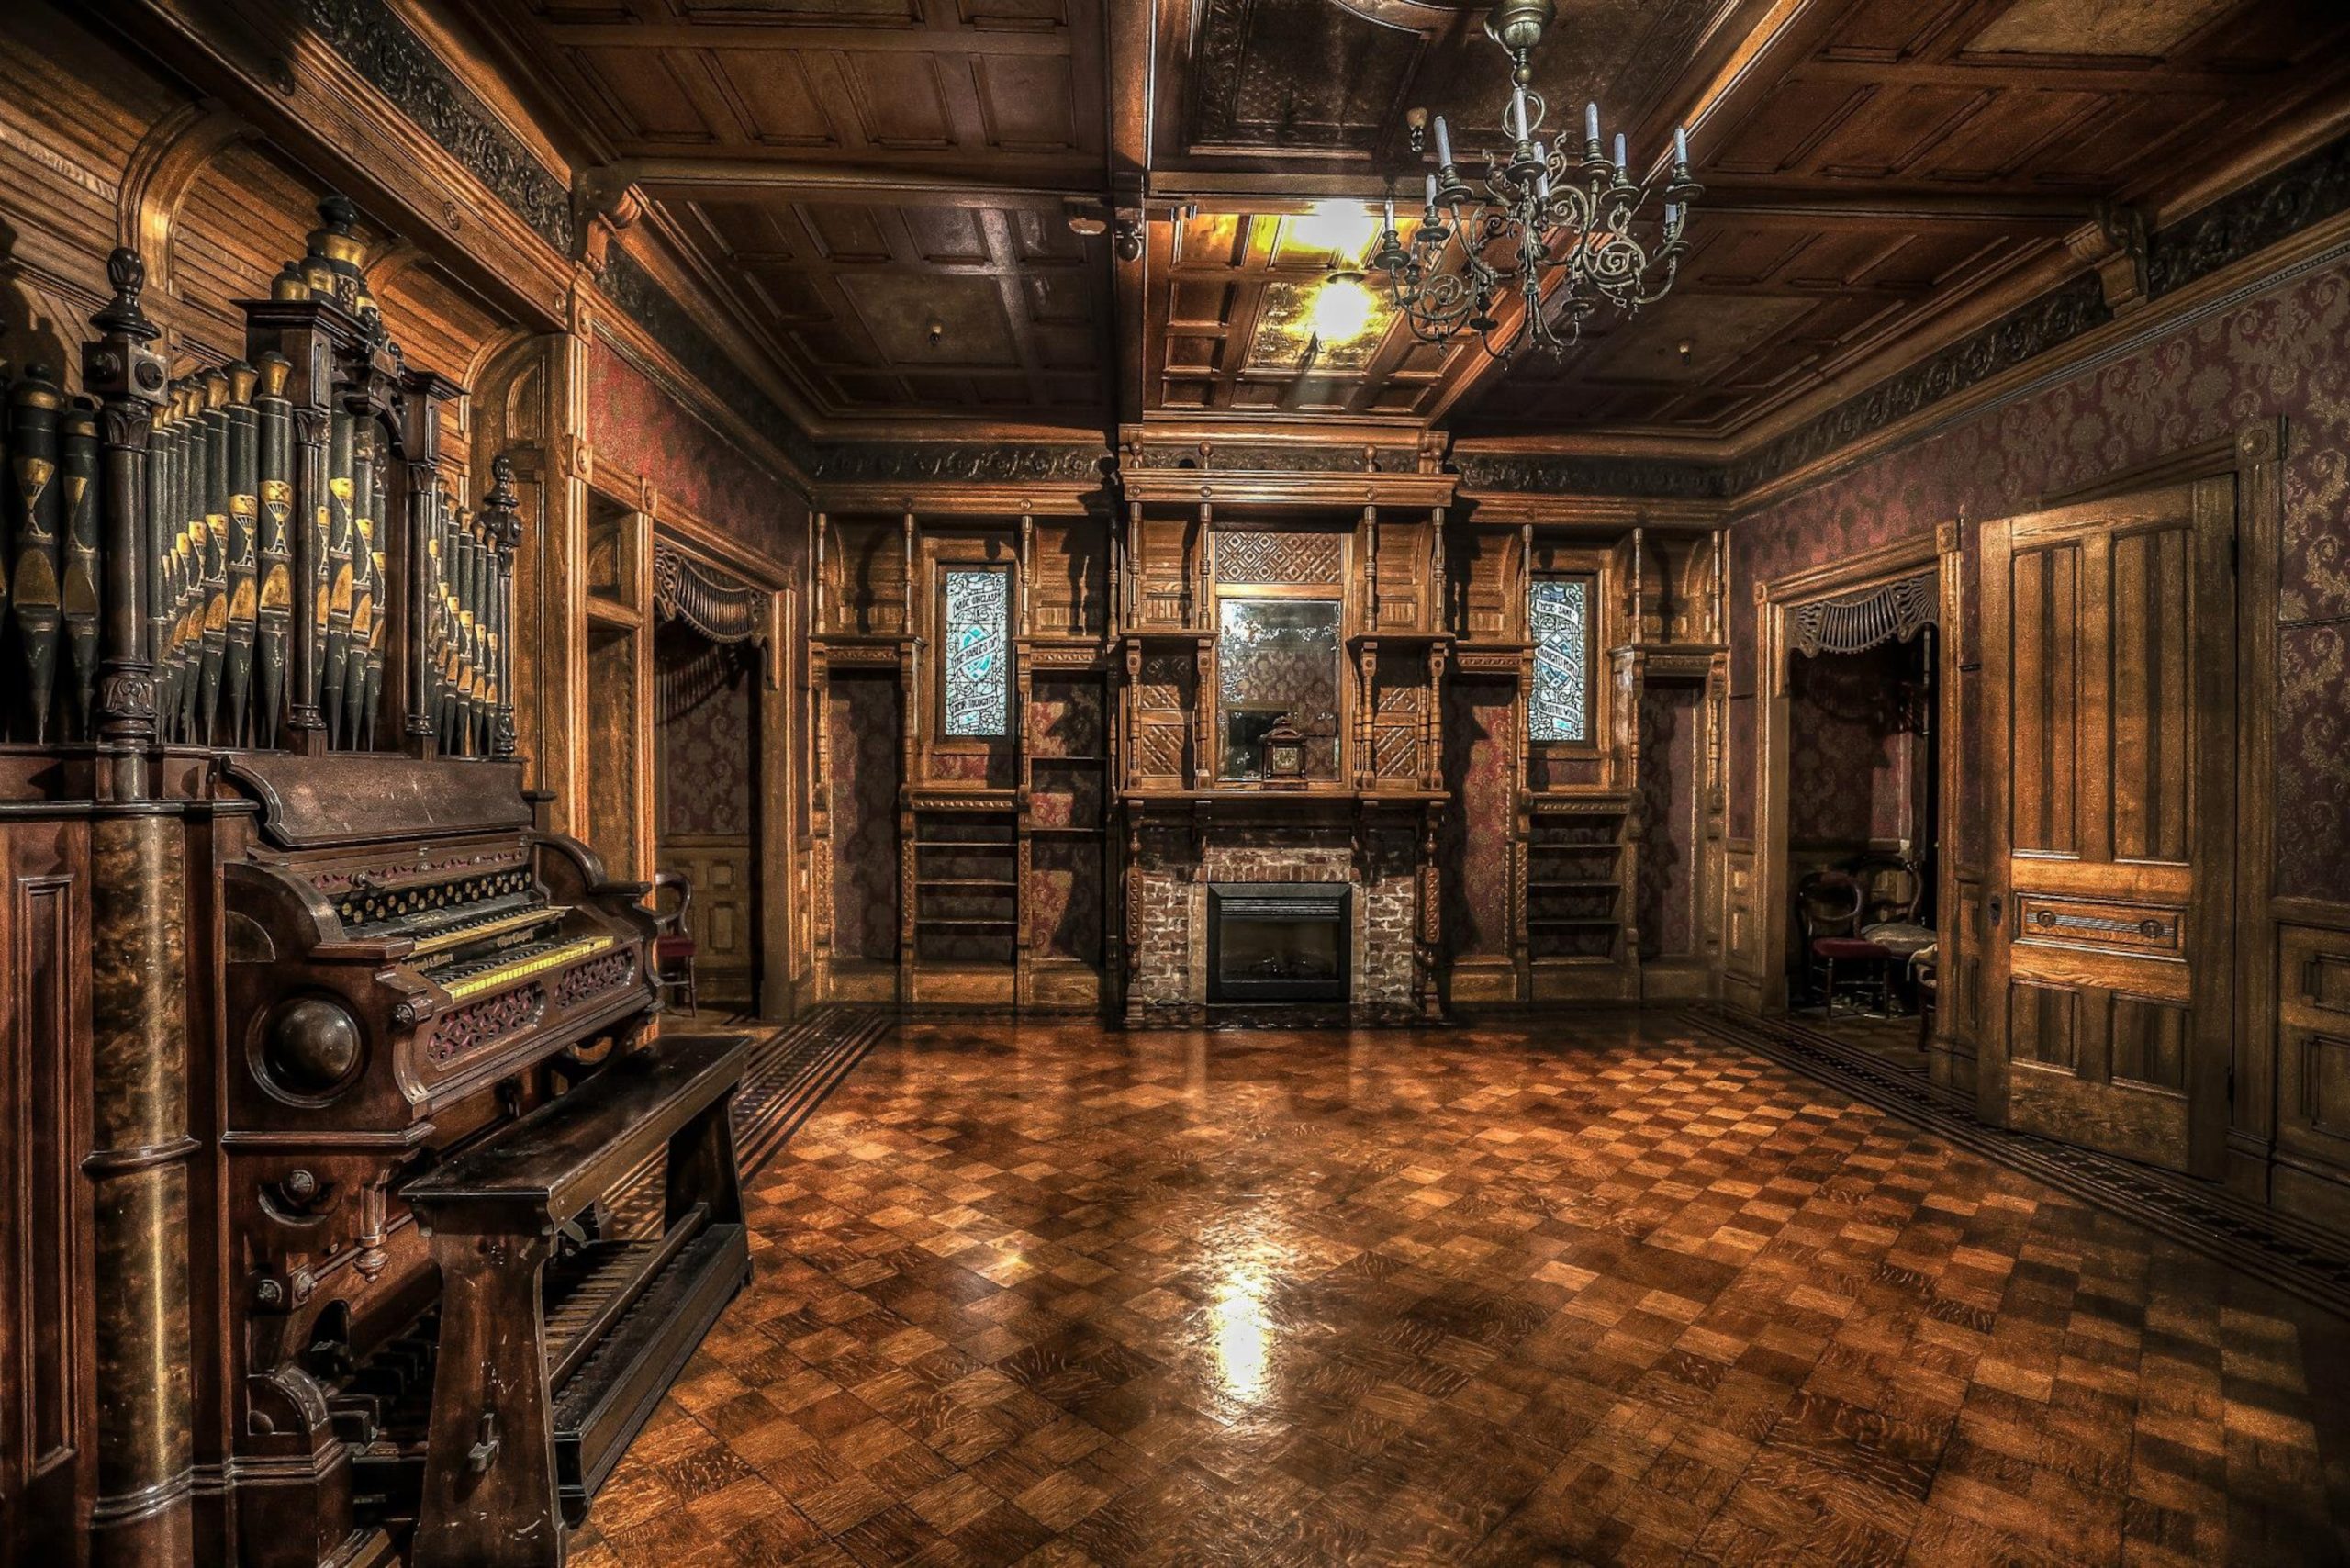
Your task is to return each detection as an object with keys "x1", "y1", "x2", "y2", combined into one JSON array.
[{"x1": 1124, "y1": 810, "x2": 1435, "y2": 1025}]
